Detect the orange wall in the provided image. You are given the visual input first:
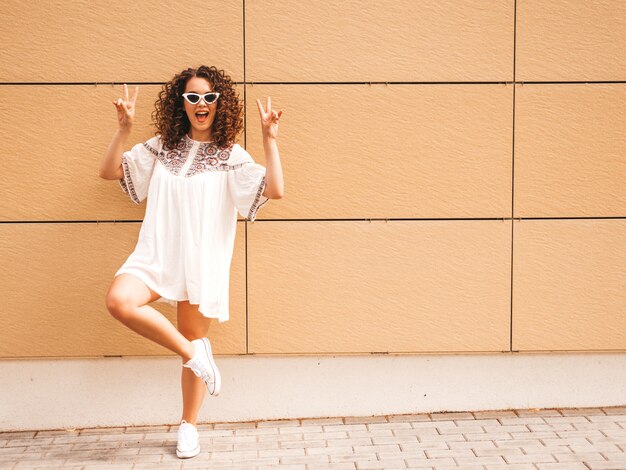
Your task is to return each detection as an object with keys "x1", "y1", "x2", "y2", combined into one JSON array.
[{"x1": 0, "y1": 0, "x2": 624, "y2": 357}]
